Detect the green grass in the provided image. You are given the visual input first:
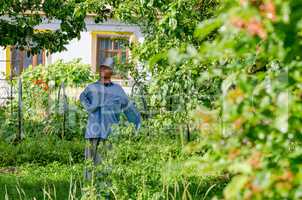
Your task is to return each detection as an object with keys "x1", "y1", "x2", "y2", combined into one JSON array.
[
  {"x1": 0, "y1": 136, "x2": 85, "y2": 167},
  {"x1": 0, "y1": 130, "x2": 229, "y2": 199},
  {"x1": 0, "y1": 163, "x2": 84, "y2": 200},
  {"x1": 95, "y1": 127, "x2": 229, "y2": 199}
]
